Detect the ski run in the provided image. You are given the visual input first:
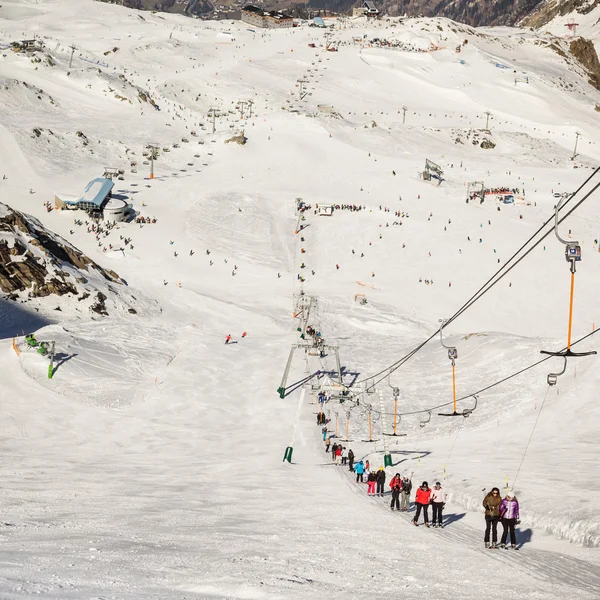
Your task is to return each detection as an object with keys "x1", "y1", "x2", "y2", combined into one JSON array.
[{"x1": 0, "y1": 0, "x2": 600, "y2": 598}]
